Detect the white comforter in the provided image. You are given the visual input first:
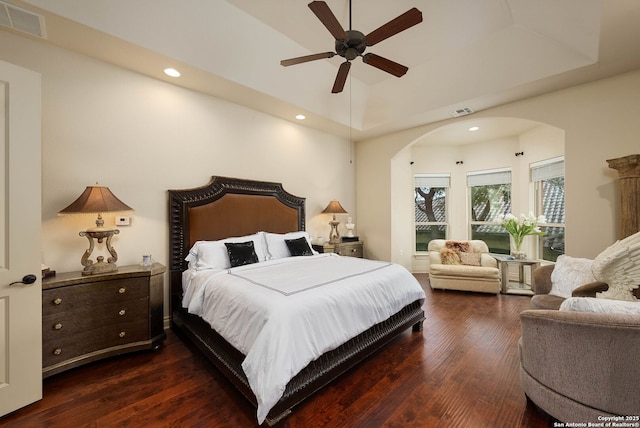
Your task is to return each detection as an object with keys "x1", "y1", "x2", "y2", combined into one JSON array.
[{"x1": 181, "y1": 253, "x2": 425, "y2": 423}]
